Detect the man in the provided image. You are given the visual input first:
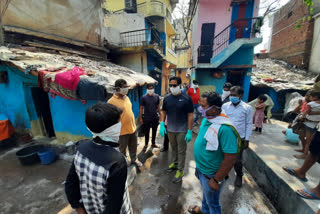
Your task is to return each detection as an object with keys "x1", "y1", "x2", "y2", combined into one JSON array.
[
  {"x1": 65, "y1": 103, "x2": 132, "y2": 214},
  {"x1": 187, "y1": 80, "x2": 201, "y2": 125},
  {"x1": 188, "y1": 92, "x2": 240, "y2": 214},
  {"x1": 160, "y1": 76, "x2": 194, "y2": 183},
  {"x1": 108, "y1": 79, "x2": 142, "y2": 167},
  {"x1": 221, "y1": 82, "x2": 232, "y2": 104},
  {"x1": 139, "y1": 84, "x2": 160, "y2": 151},
  {"x1": 222, "y1": 86, "x2": 253, "y2": 187}
]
